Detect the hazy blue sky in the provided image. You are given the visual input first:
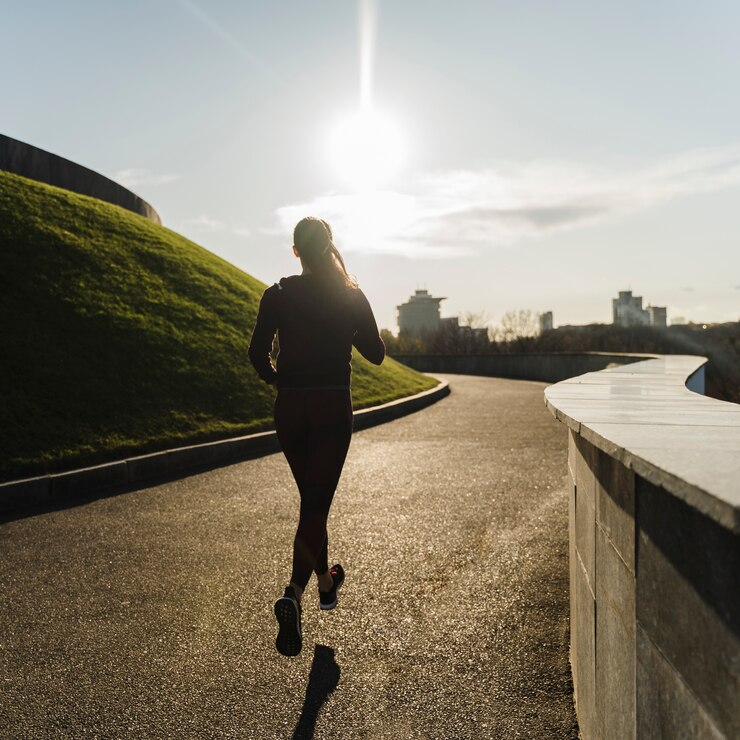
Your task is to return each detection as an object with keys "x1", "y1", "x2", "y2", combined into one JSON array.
[{"x1": 4, "y1": 0, "x2": 739, "y2": 330}]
